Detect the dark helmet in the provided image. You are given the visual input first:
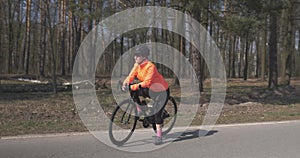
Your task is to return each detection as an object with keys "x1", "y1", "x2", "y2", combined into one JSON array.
[{"x1": 134, "y1": 46, "x2": 150, "y2": 57}]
